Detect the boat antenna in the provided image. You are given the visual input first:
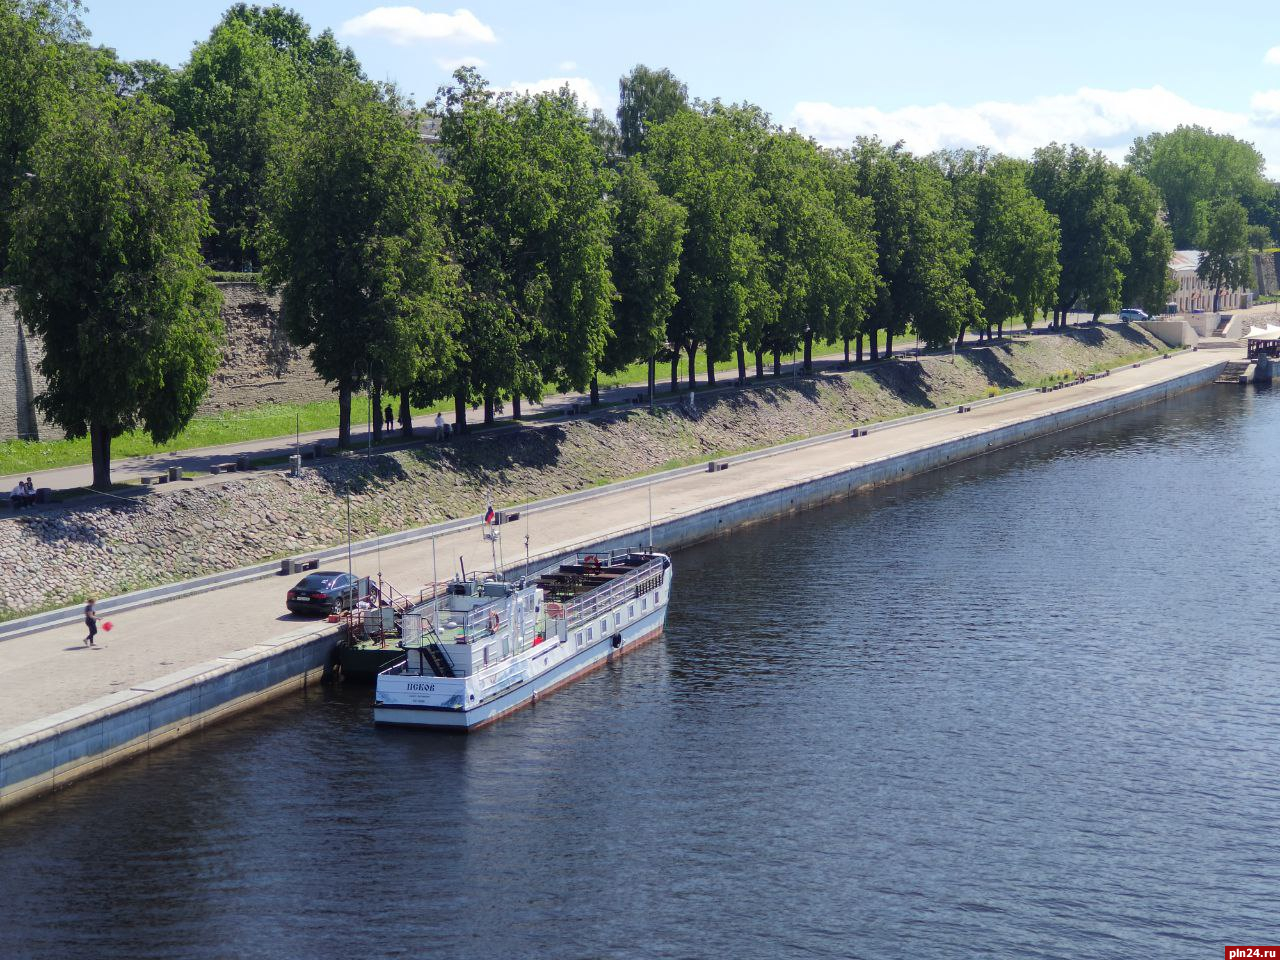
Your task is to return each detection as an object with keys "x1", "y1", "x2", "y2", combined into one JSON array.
[
  {"x1": 459, "y1": 555, "x2": 466, "y2": 581},
  {"x1": 648, "y1": 479, "x2": 654, "y2": 552},
  {"x1": 524, "y1": 510, "x2": 531, "y2": 580}
]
